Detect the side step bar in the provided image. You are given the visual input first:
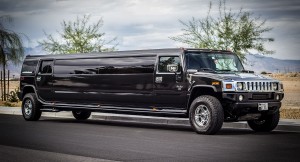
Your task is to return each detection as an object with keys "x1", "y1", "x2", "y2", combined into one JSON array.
[{"x1": 41, "y1": 103, "x2": 187, "y2": 115}]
